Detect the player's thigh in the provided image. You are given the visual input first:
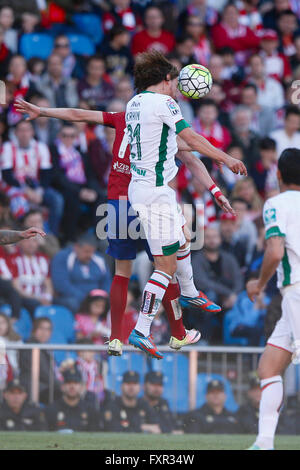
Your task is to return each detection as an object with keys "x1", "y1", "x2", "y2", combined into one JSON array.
[
  {"x1": 153, "y1": 253, "x2": 177, "y2": 277},
  {"x1": 257, "y1": 344, "x2": 292, "y2": 379},
  {"x1": 115, "y1": 259, "x2": 133, "y2": 278}
]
